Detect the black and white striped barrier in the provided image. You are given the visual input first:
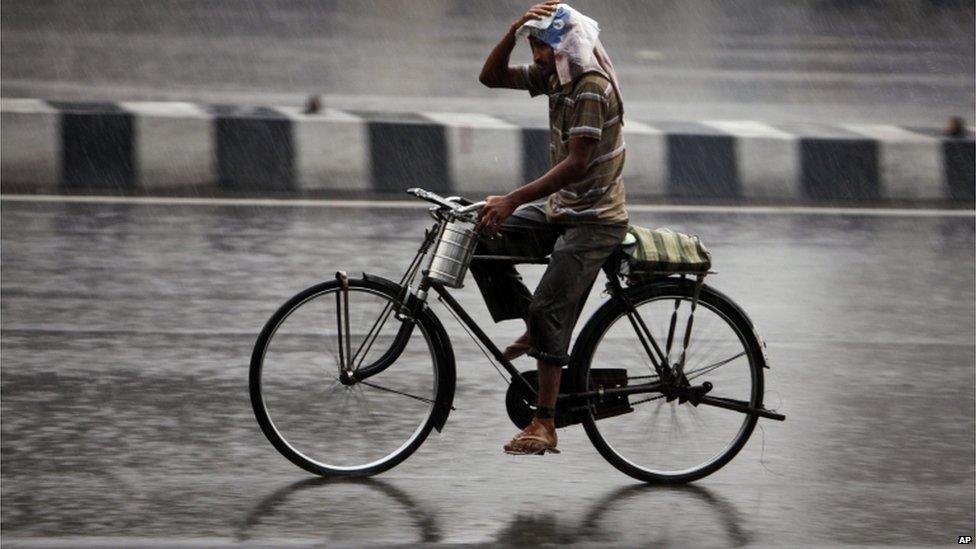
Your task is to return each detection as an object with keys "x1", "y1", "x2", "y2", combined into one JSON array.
[{"x1": 2, "y1": 98, "x2": 973, "y2": 203}]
